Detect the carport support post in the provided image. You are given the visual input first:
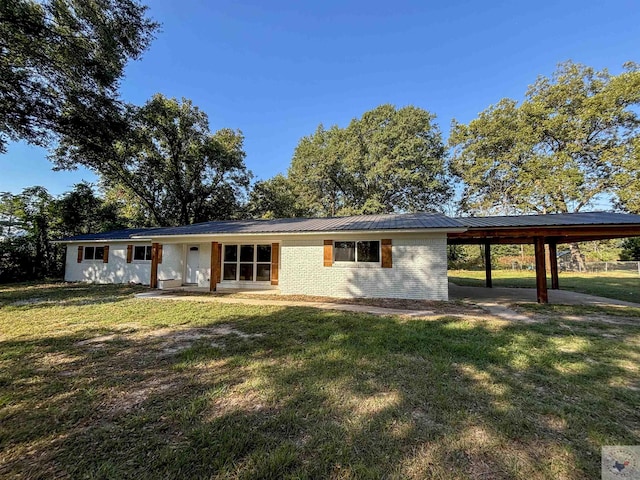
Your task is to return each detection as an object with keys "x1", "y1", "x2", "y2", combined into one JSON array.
[
  {"x1": 484, "y1": 241, "x2": 493, "y2": 288},
  {"x1": 534, "y1": 236, "x2": 548, "y2": 303},
  {"x1": 548, "y1": 241, "x2": 559, "y2": 290}
]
